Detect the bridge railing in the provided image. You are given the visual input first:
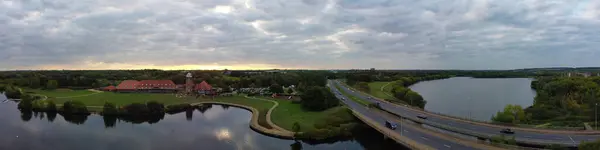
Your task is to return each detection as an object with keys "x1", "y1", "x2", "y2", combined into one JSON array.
[
  {"x1": 350, "y1": 110, "x2": 435, "y2": 150},
  {"x1": 378, "y1": 107, "x2": 579, "y2": 148}
]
